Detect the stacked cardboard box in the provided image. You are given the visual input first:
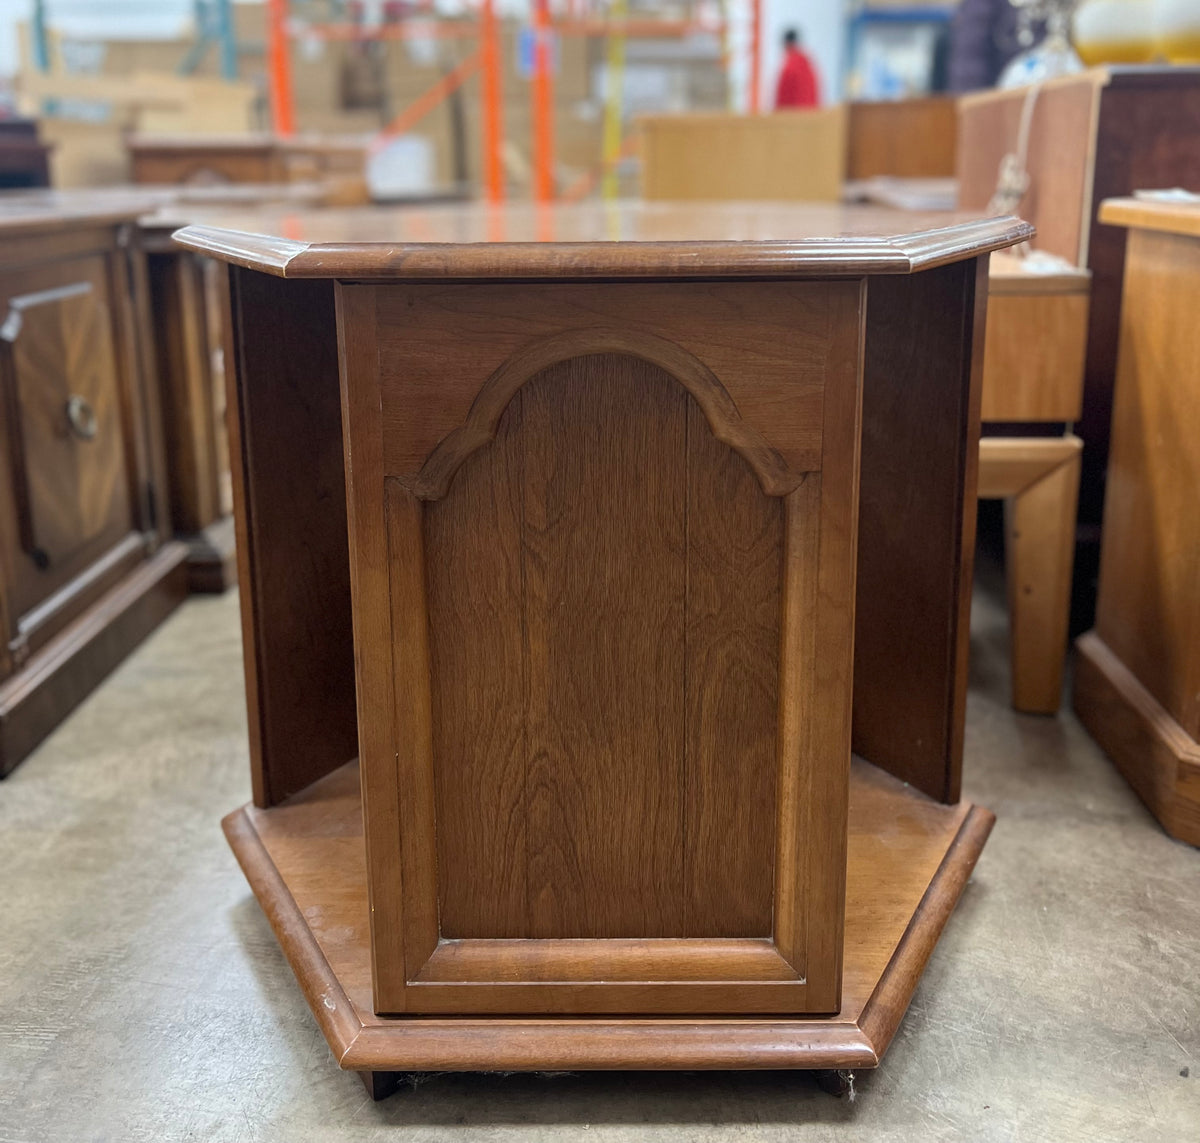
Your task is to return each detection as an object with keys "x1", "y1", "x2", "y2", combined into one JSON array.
[{"x1": 18, "y1": 3, "x2": 727, "y2": 196}]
